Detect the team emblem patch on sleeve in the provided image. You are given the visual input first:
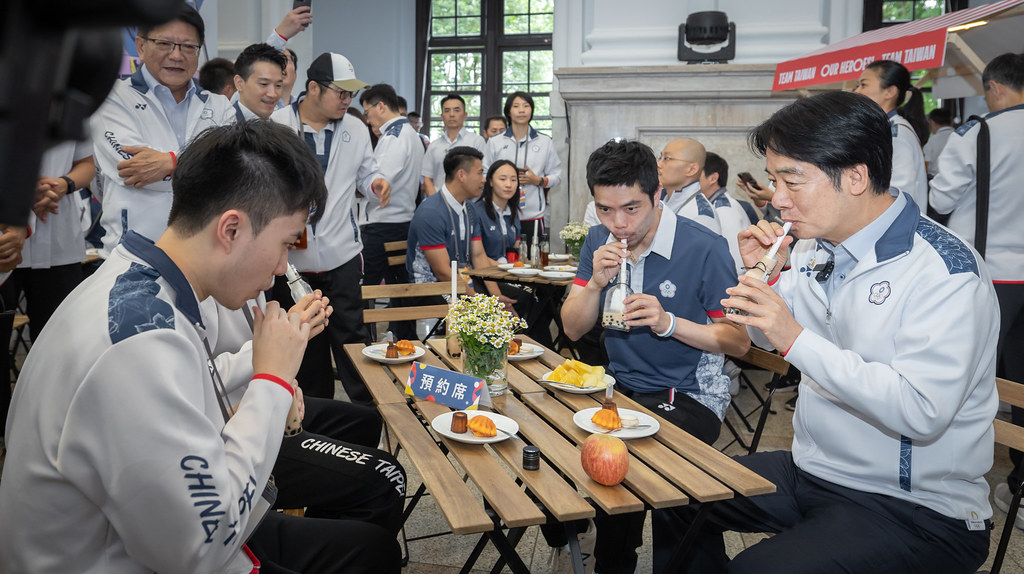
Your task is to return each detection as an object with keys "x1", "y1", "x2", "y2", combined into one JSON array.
[
  {"x1": 868, "y1": 281, "x2": 891, "y2": 305},
  {"x1": 201, "y1": 108, "x2": 213, "y2": 120},
  {"x1": 659, "y1": 280, "x2": 676, "y2": 298}
]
